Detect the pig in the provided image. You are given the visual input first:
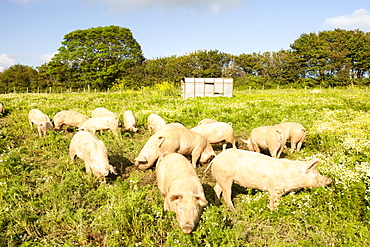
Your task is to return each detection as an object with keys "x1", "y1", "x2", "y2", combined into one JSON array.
[
  {"x1": 157, "y1": 128, "x2": 216, "y2": 168},
  {"x1": 197, "y1": 118, "x2": 218, "y2": 126},
  {"x1": 123, "y1": 110, "x2": 138, "y2": 132},
  {"x1": 275, "y1": 122, "x2": 306, "y2": 152},
  {"x1": 92, "y1": 107, "x2": 121, "y2": 126},
  {"x1": 310, "y1": 89, "x2": 324, "y2": 94},
  {"x1": 135, "y1": 126, "x2": 215, "y2": 170},
  {"x1": 156, "y1": 153, "x2": 208, "y2": 234},
  {"x1": 210, "y1": 149, "x2": 332, "y2": 211},
  {"x1": 190, "y1": 122, "x2": 237, "y2": 151},
  {"x1": 0, "y1": 102, "x2": 4, "y2": 115},
  {"x1": 147, "y1": 113, "x2": 166, "y2": 133},
  {"x1": 53, "y1": 110, "x2": 89, "y2": 130},
  {"x1": 134, "y1": 123, "x2": 186, "y2": 170},
  {"x1": 241, "y1": 125, "x2": 287, "y2": 158},
  {"x1": 69, "y1": 131, "x2": 117, "y2": 179},
  {"x1": 78, "y1": 116, "x2": 120, "y2": 135},
  {"x1": 92, "y1": 107, "x2": 115, "y2": 118},
  {"x1": 28, "y1": 109, "x2": 53, "y2": 137},
  {"x1": 164, "y1": 122, "x2": 186, "y2": 129}
]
